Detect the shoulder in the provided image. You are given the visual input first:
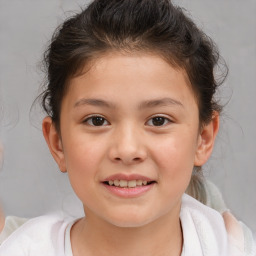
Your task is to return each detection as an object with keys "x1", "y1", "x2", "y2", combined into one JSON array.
[
  {"x1": 181, "y1": 194, "x2": 228, "y2": 255},
  {"x1": 223, "y1": 211, "x2": 256, "y2": 256},
  {"x1": 0, "y1": 213, "x2": 75, "y2": 256},
  {"x1": 181, "y1": 194, "x2": 256, "y2": 256},
  {"x1": 181, "y1": 193, "x2": 227, "y2": 229}
]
